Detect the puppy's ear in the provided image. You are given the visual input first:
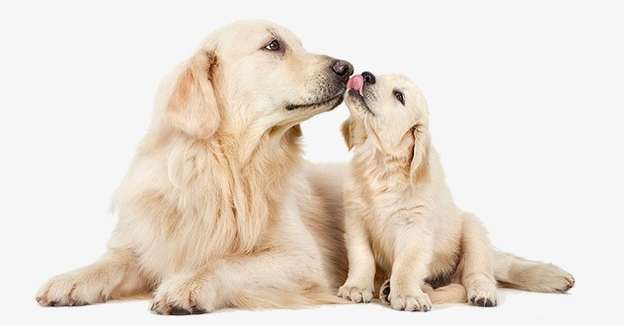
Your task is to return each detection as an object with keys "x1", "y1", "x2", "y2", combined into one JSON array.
[
  {"x1": 409, "y1": 124, "x2": 431, "y2": 184},
  {"x1": 340, "y1": 117, "x2": 367, "y2": 150},
  {"x1": 167, "y1": 50, "x2": 220, "y2": 139}
]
